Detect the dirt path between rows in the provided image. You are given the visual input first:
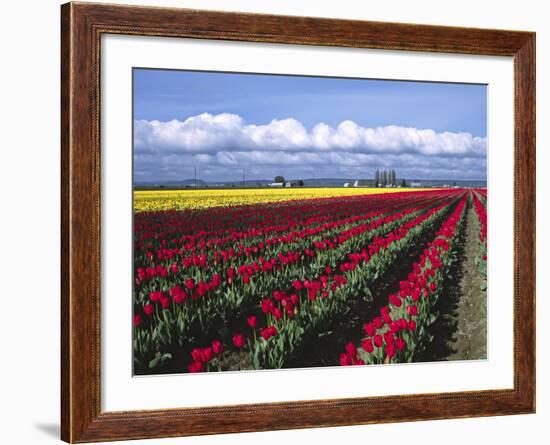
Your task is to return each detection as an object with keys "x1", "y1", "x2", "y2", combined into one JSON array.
[
  {"x1": 417, "y1": 195, "x2": 487, "y2": 363},
  {"x1": 447, "y1": 200, "x2": 487, "y2": 360}
]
